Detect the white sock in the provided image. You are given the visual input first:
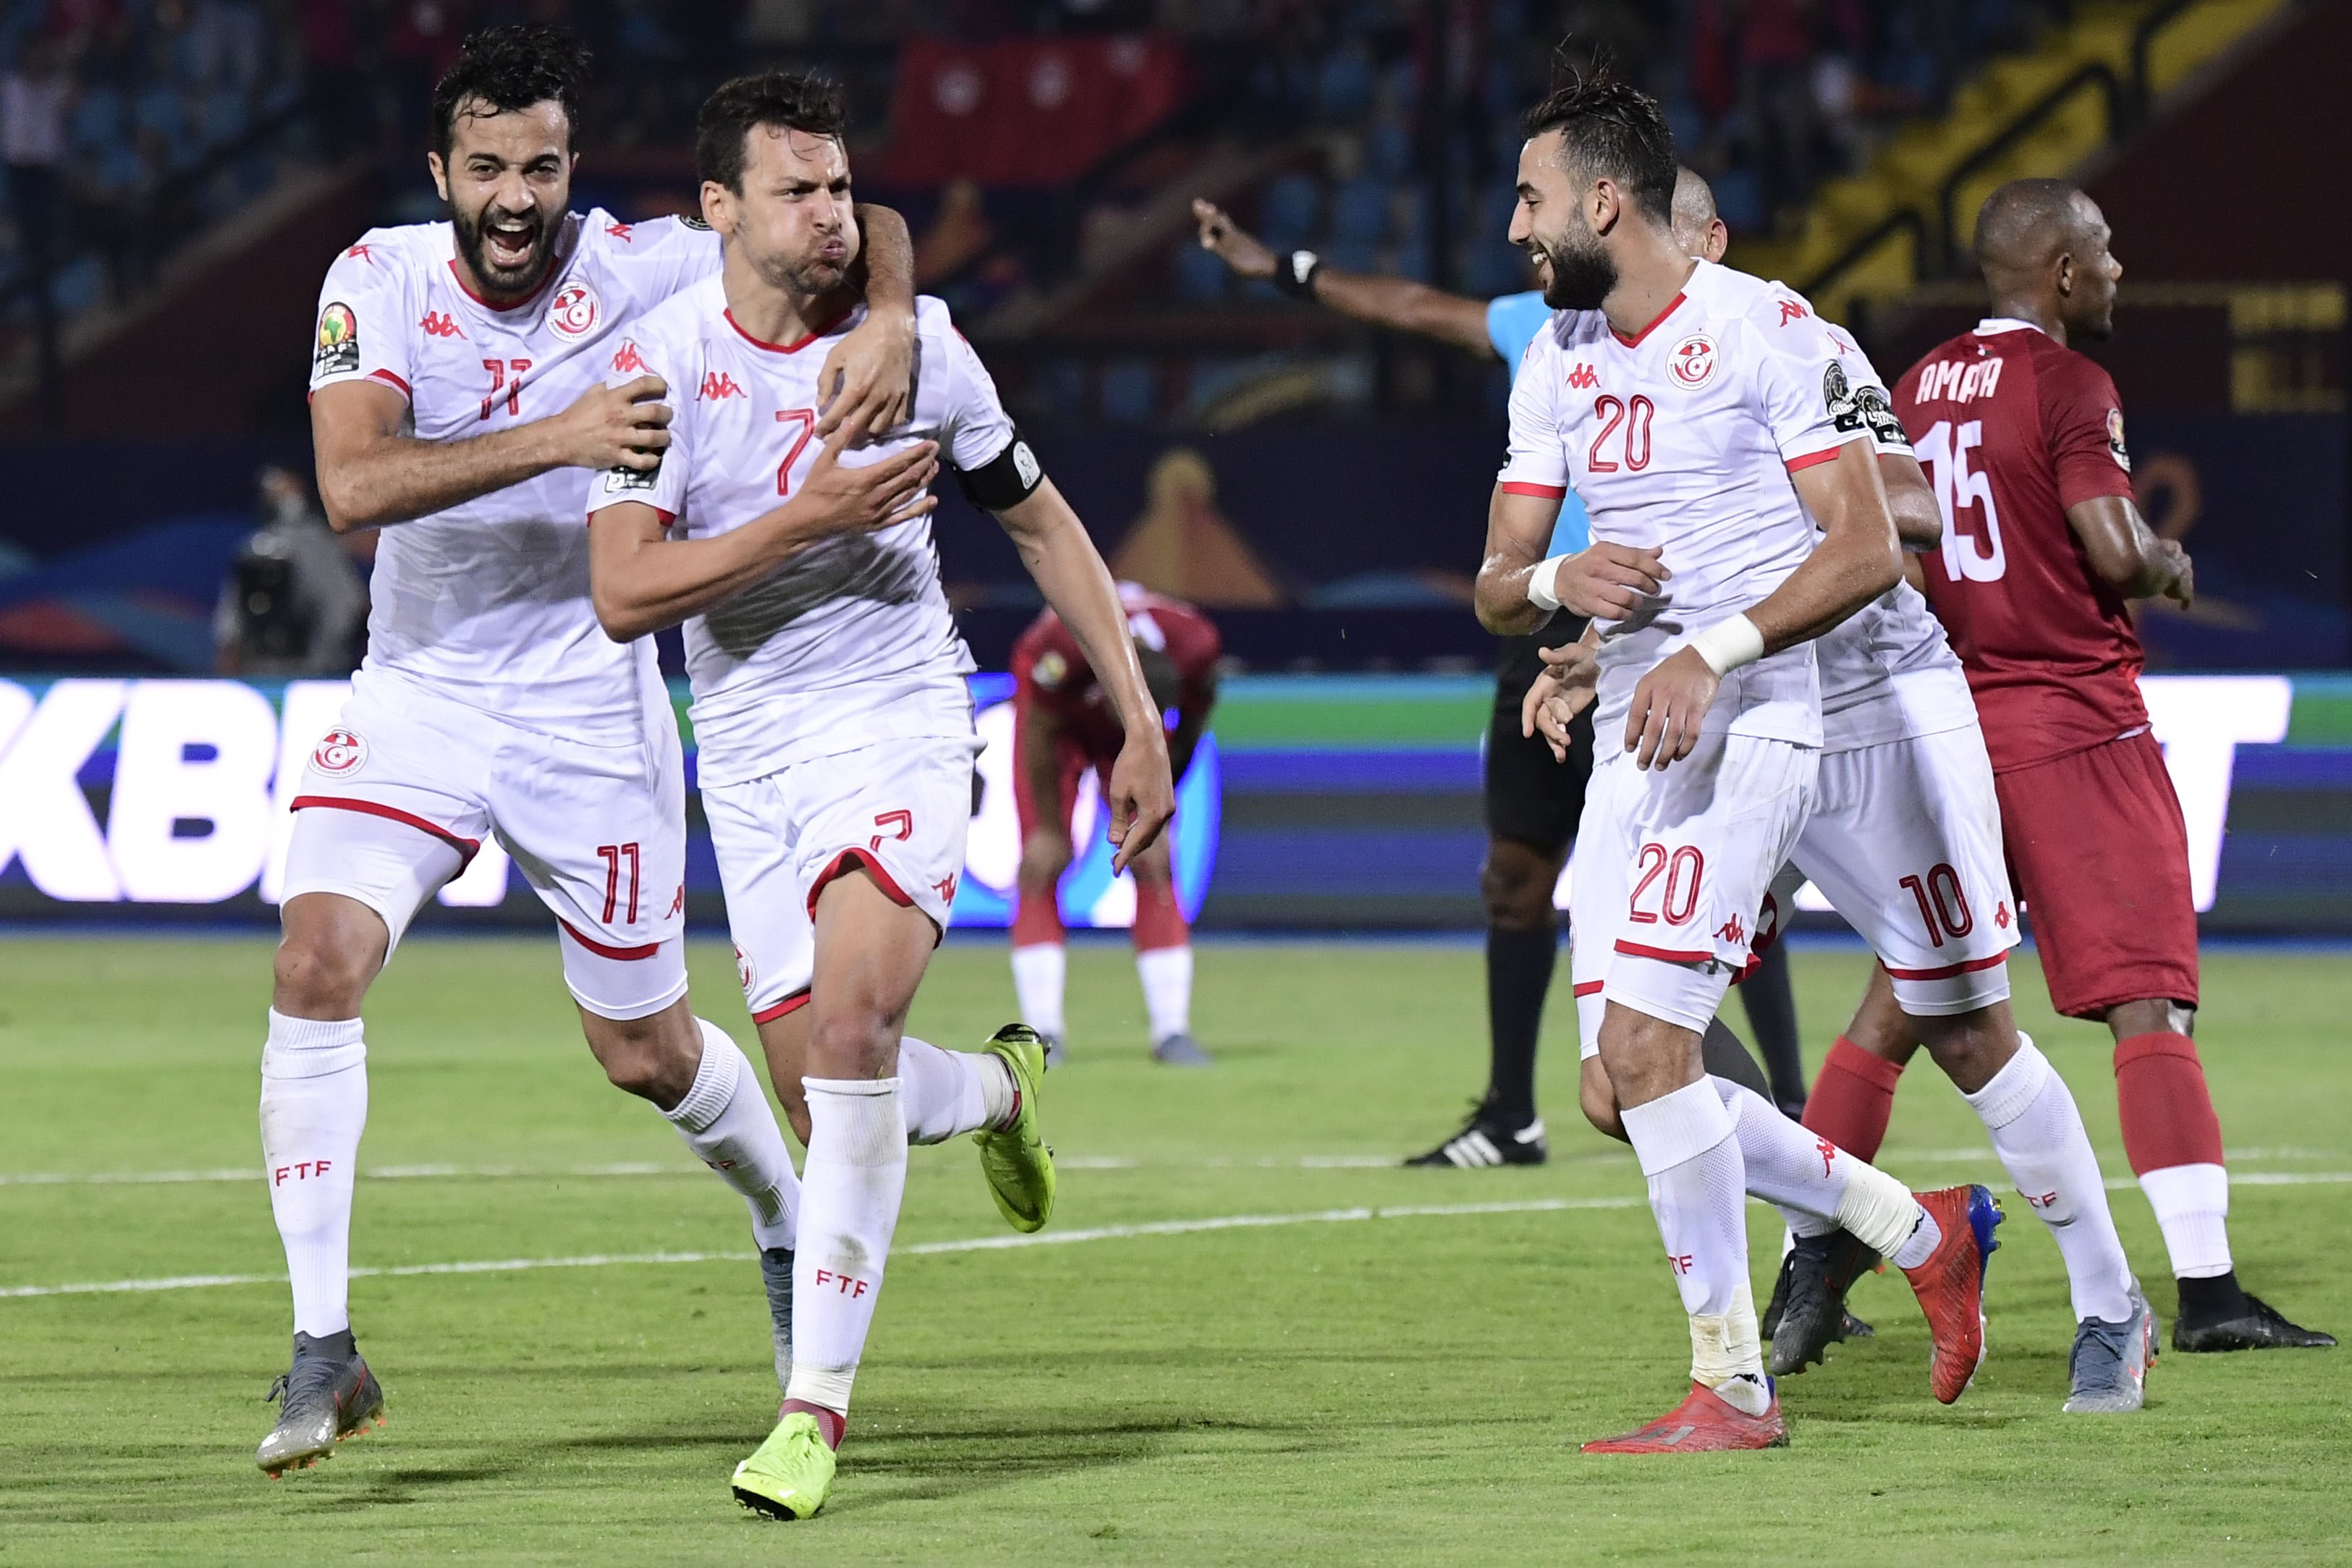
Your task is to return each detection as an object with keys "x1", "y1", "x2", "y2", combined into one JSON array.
[
  {"x1": 1711, "y1": 1075, "x2": 1851, "y2": 1239},
  {"x1": 1621, "y1": 1080, "x2": 1764, "y2": 1399},
  {"x1": 661, "y1": 1020, "x2": 798, "y2": 1253},
  {"x1": 259, "y1": 1010, "x2": 367, "y2": 1339},
  {"x1": 2139, "y1": 1163, "x2": 2233, "y2": 1279},
  {"x1": 786, "y1": 1077, "x2": 908, "y2": 1416},
  {"x1": 895, "y1": 1036, "x2": 1015, "y2": 1145},
  {"x1": 1011, "y1": 943, "x2": 1066, "y2": 1038},
  {"x1": 1961, "y1": 1037, "x2": 2135, "y2": 1322},
  {"x1": 1137, "y1": 944, "x2": 1193, "y2": 1042}
]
